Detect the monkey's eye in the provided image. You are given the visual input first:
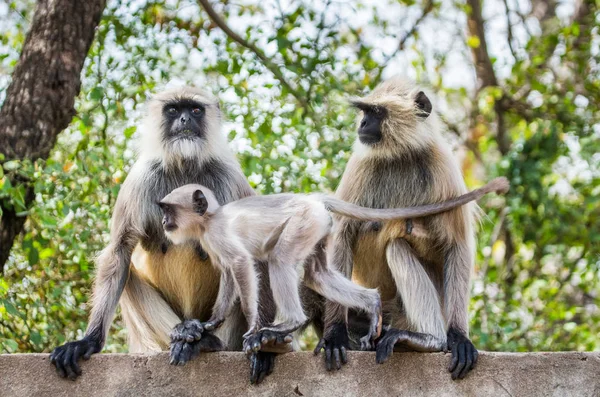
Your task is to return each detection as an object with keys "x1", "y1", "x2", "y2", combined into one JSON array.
[
  {"x1": 167, "y1": 107, "x2": 177, "y2": 115},
  {"x1": 191, "y1": 107, "x2": 203, "y2": 115}
]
